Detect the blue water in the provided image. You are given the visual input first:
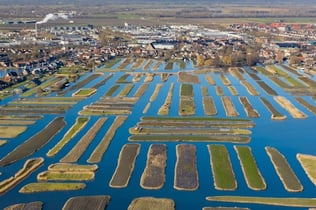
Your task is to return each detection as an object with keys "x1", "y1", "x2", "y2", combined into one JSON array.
[{"x1": 0, "y1": 61, "x2": 316, "y2": 209}]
